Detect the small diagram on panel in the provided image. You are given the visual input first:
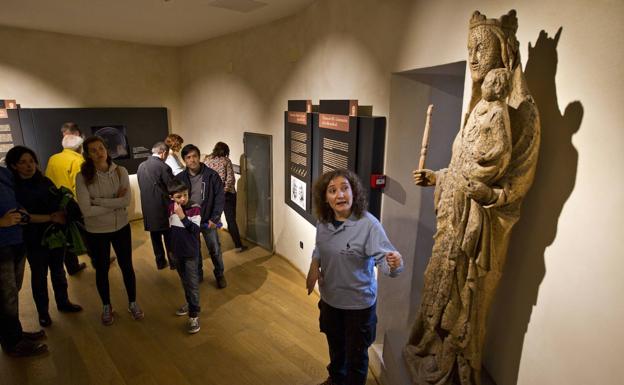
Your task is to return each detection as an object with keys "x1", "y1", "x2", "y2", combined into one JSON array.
[
  {"x1": 91, "y1": 125, "x2": 130, "y2": 159},
  {"x1": 290, "y1": 175, "x2": 306, "y2": 210}
]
